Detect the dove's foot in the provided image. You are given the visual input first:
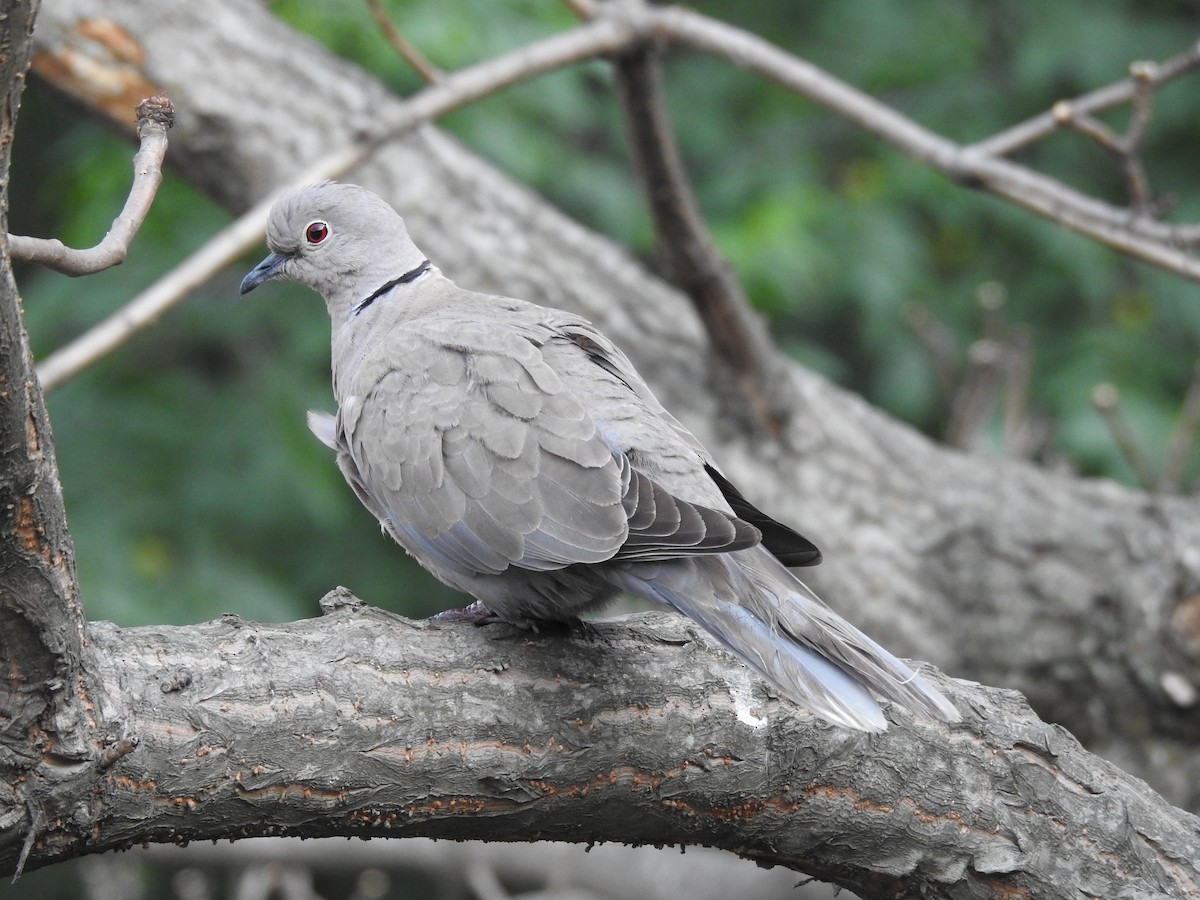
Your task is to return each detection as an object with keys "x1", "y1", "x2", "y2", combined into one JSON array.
[
  {"x1": 431, "y1": 600, "x2": 496, "y2": 623},
  {"x1": 431, "y1": 602, "x2": 594, "y2": 639}
]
